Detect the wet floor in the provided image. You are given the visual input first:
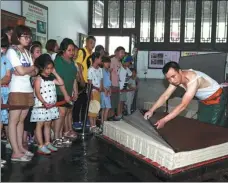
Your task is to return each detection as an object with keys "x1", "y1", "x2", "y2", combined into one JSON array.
[{"x1": 1, "y1": 136, "x2": 140, "y2": 182}]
